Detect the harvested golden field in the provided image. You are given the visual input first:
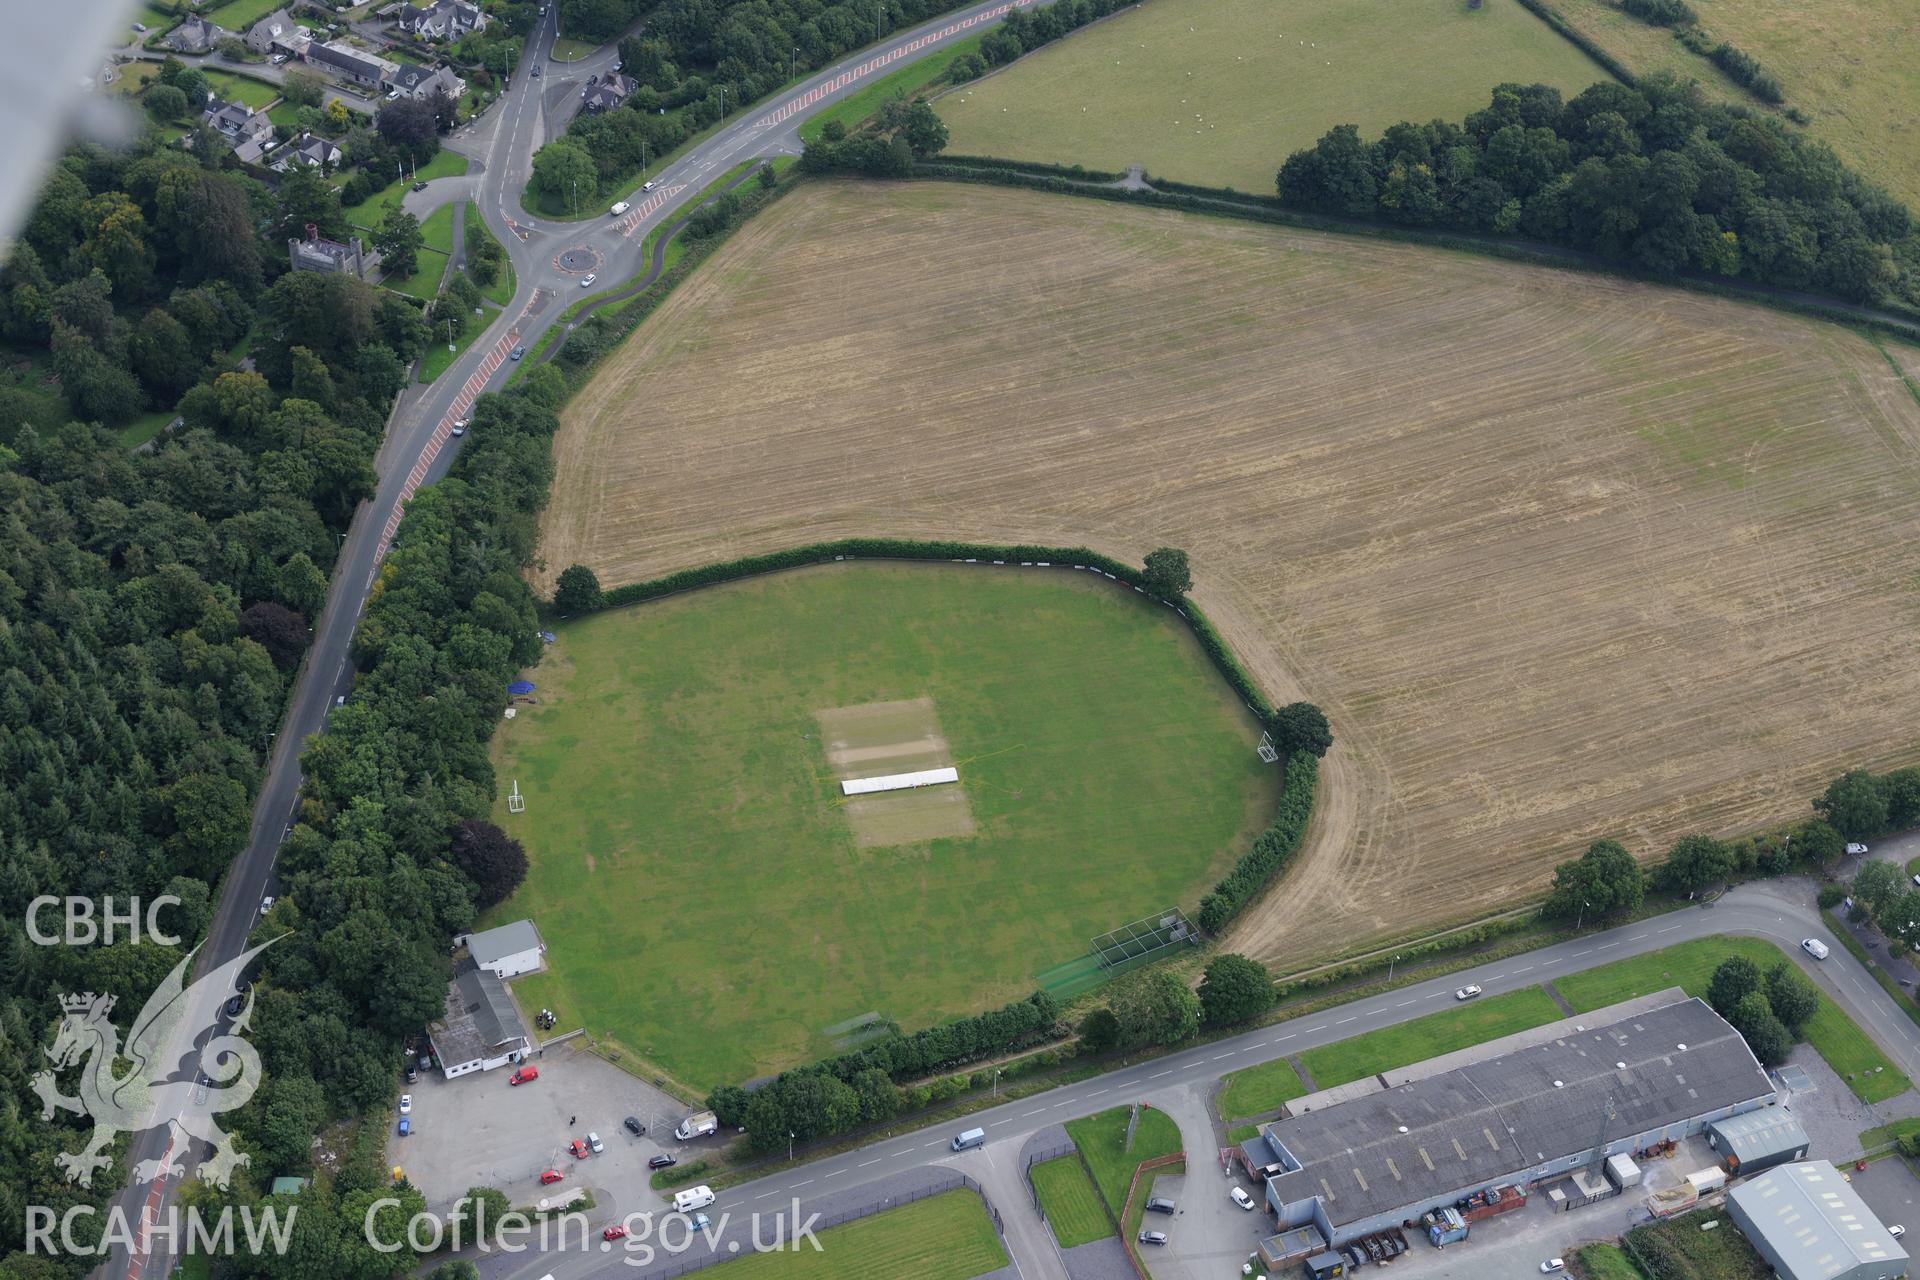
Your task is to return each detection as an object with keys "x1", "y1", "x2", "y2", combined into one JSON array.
[{"x1": 544, "y1": 181, "x2": 1920, "y2": 968}]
